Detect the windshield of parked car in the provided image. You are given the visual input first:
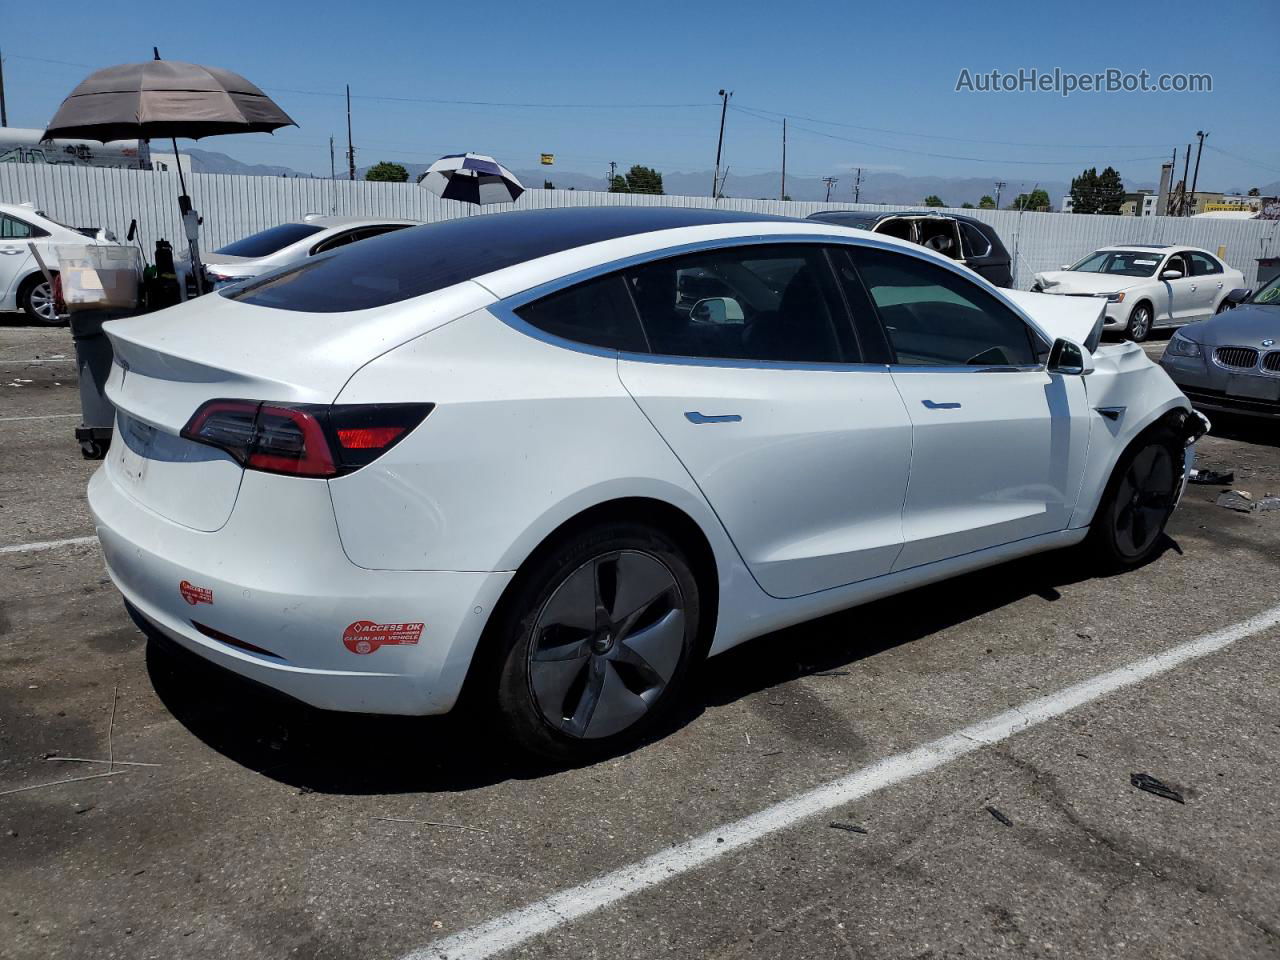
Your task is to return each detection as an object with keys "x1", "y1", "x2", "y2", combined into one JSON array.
[
  {"x1": 1251, "y1": 273, "x2": 1280, "y2": 305},
  {"x1": 1069, "y1": 250, "x2": 1163, "y2": 277},
  {"x1": 215, "y1": 223, "x2": 324, "y2": 258}
]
